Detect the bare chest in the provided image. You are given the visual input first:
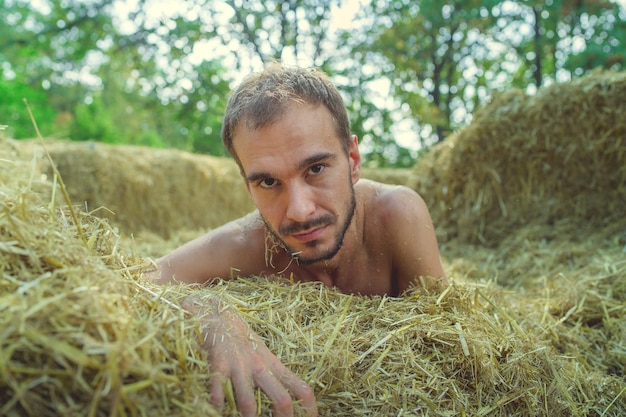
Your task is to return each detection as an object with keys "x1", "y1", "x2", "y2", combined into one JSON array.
[{"x1": 284, "y1": 252, "x2": 396, "y2": 296}]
